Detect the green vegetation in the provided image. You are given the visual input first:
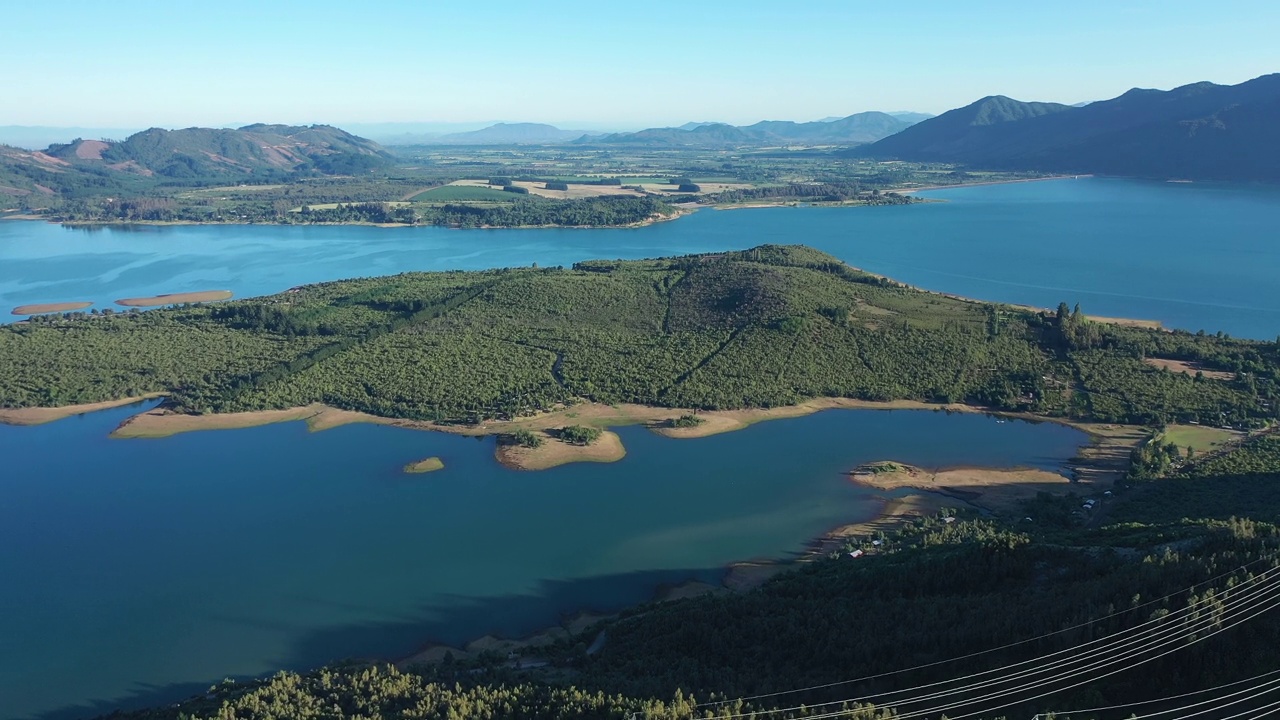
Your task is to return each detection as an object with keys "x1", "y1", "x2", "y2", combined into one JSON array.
[
  {"x1": 509, "y1": 428, "x2": 544, "y2": 449},
  {"x1": 559, "y1": 425, "x2": 602, "y2": 445},
  {"x1": 4, "y1": 246, "x2": 1277, "y2": 433},
  {"x1": 670, "y1": 413, "x2": 705, "y2": 428},
  {"x1": 409, "y1": 185, "x2": 517, "y2": 202}
]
